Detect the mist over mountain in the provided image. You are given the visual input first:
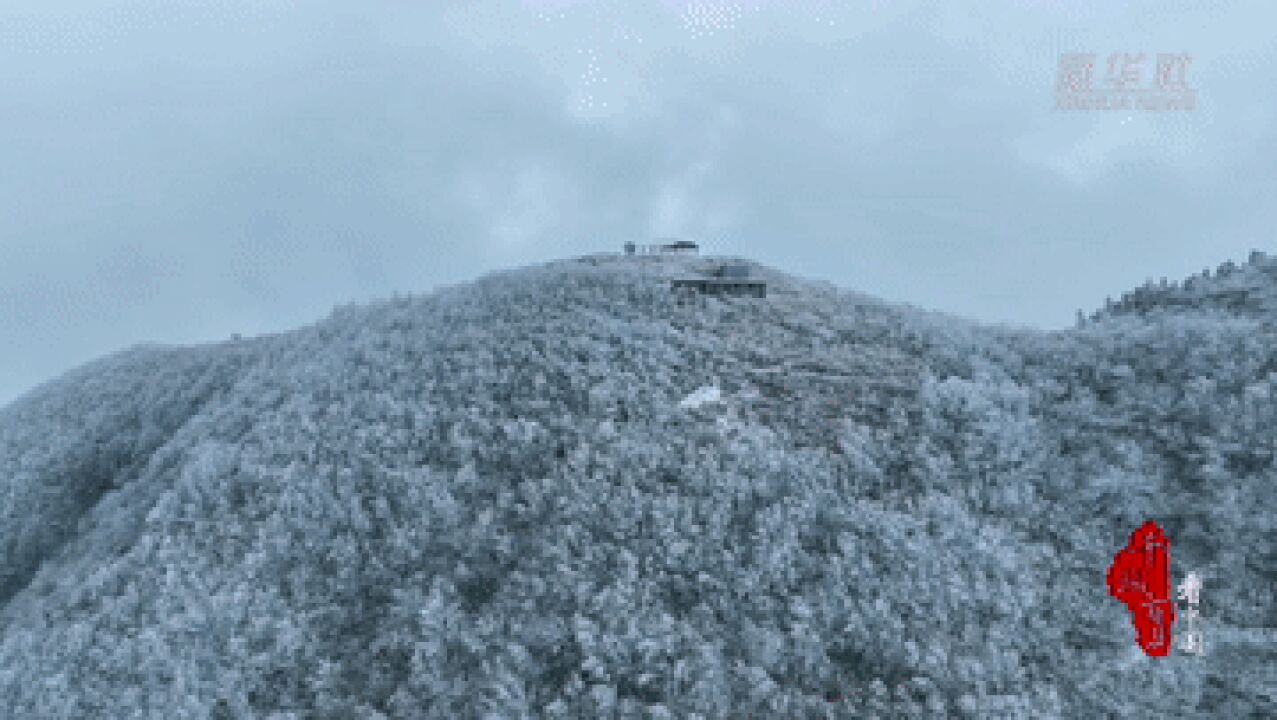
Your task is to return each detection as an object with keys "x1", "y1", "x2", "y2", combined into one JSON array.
[{"x1": 1, "y1": 253, "x2": 1274, "y2": 718}]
